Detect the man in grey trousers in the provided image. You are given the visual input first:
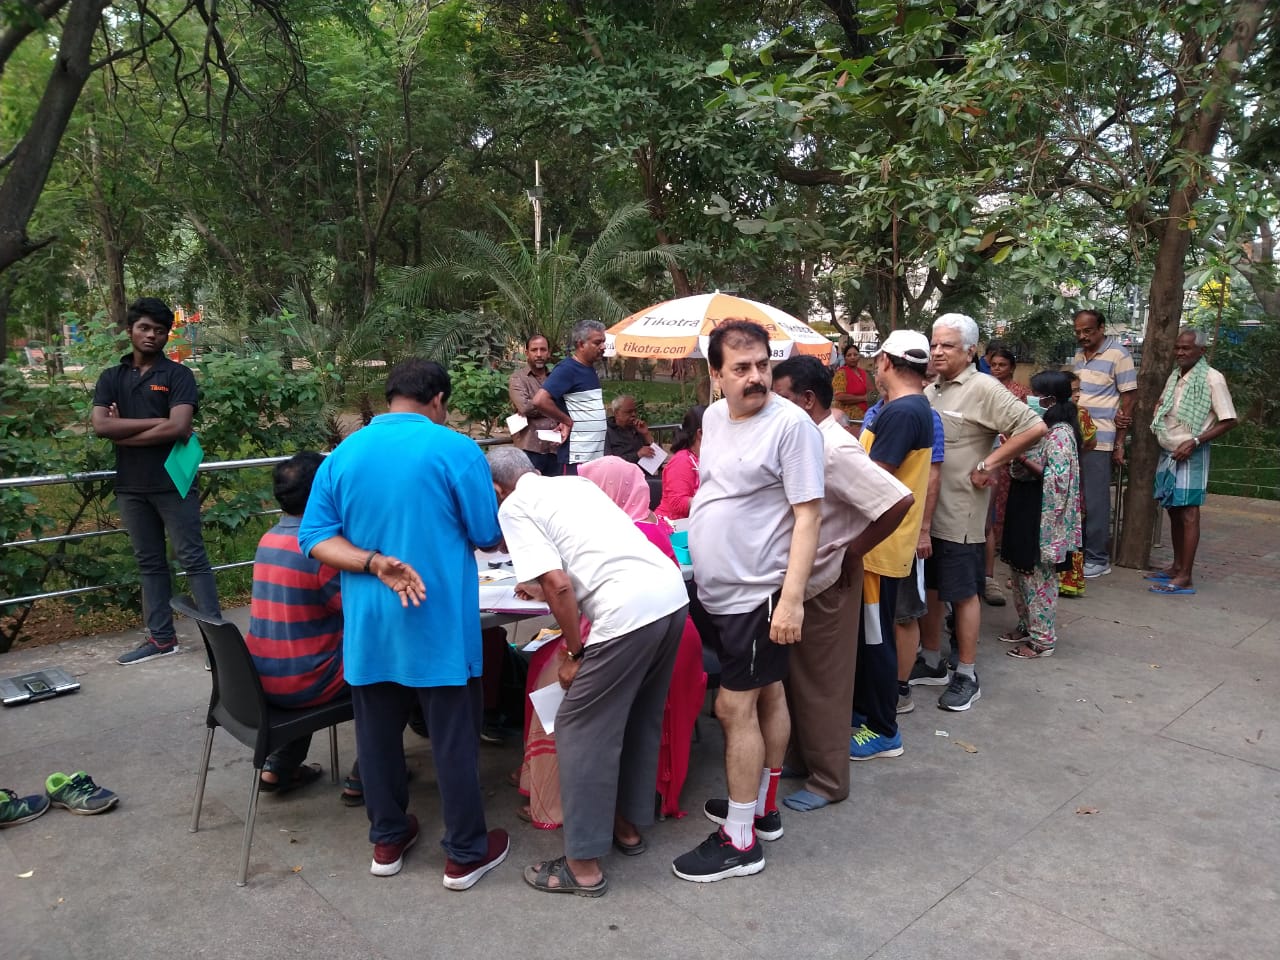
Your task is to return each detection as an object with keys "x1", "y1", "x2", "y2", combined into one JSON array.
[{"x1": 489, "y1": 447, "x2": 689, "y2": 898}]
